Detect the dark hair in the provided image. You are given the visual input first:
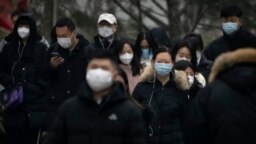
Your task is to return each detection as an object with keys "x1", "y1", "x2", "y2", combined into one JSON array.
[
  {"x1": 117, "y1": 66, "x2": 129, "y2": 90},
  {"x1": 134, "y1": 31, "x2": 151, "y2": 58},
  {"x1": 152, "y1": 47, "x2": 172, "y2": 61},
  {"x1": 220, "y1": 4, "x2": 242, "y2": 18},
  {"x1": 55, "y1": 17, "x2": 76, "y2": 31},
  {"x1": 171, "y1": 40, "x2": 197, "y2": 66},
  {"x1": 183, "y1": 32, "x2": 204, "y2": 51},
  {"x1": 173, "y1": 60, "x2": 197, "y2": 73},
  {"x1": 148, "y1": 27, "x2": 171, "y2": 53},
  {"x1": 87, "y1": 50, "x2": 118, "y2": 70},
  {"x1": 115, "y1": 39, "x2": 142, "y2": 76},
  {"x1": 11, "y1": 9, "x2": 29, "y2": 19}
]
